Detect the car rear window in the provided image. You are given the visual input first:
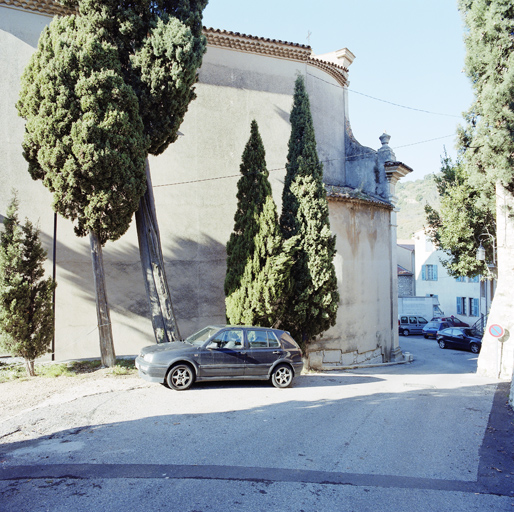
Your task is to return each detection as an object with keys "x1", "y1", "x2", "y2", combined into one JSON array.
[{"x1": 279, "y1": 332, "x2": 300, "y2": 349}]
